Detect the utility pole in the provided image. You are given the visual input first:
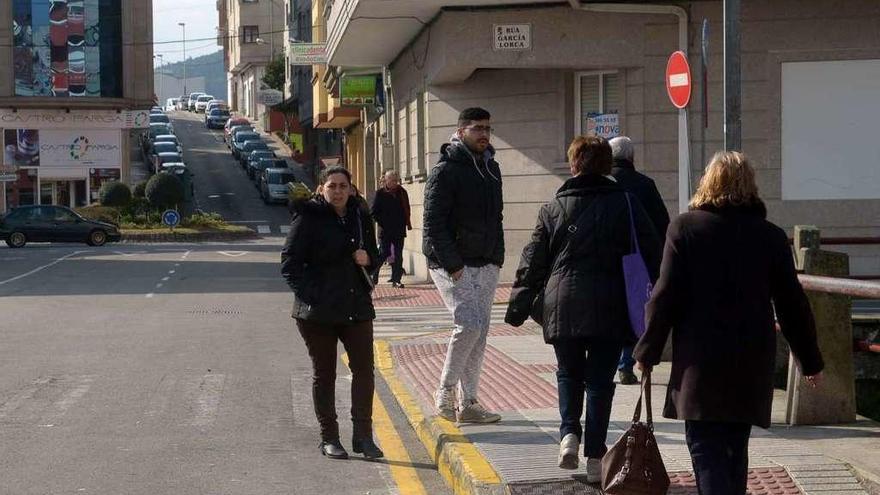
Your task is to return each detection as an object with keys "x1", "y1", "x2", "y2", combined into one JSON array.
[
  {"x1": 724, "y1": 0, "x2": 742, "y2": 151},
  {"x1": 154, "y1": 54, "x2": 164, "y2": 103},
  {"x1": 179, "y1": 22, "x2": 187, "y2": 96}
]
